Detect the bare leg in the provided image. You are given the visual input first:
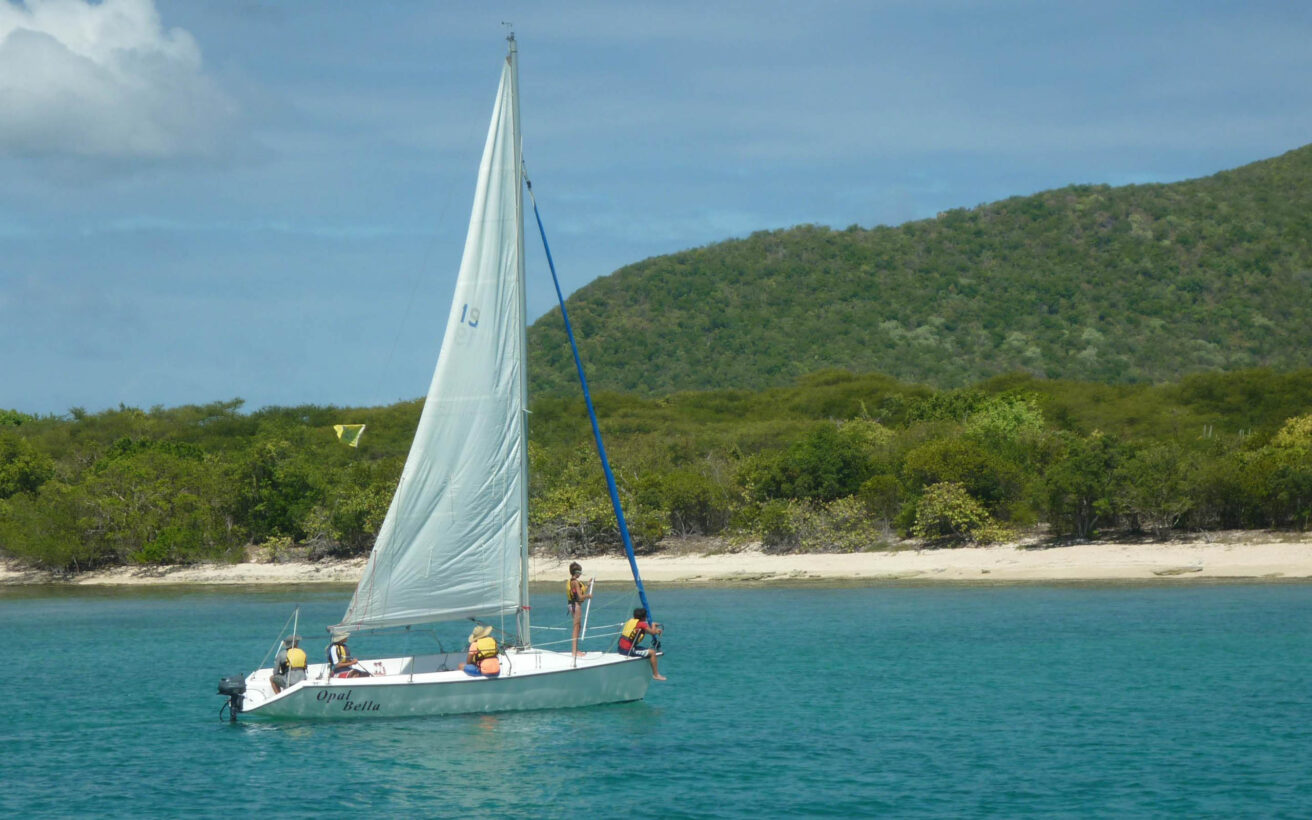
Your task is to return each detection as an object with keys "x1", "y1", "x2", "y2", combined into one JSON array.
[
  {"x1": 571, "y1": 607, "x2": 583, "y2": 656},
  {"x1": 650, "y1": 653, "x2": 666, "y2": 681}
]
